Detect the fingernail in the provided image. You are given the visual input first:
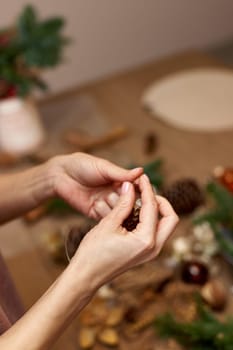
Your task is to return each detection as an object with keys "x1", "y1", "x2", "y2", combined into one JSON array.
[
  {"x1": 131, "y1": 167, "x2": 143, "y2": 173},
  {"x1": 142, "y1": 174, "x2": 149, "y2": 181},
  {"x1": 122, "y1": 181, "x2": 130, "y2": 193}
]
